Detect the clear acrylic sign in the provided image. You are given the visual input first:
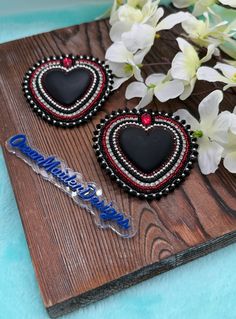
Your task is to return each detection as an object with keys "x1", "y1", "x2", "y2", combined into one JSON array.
[{"x1": 6, "y1": 134, "x2": 136, "y2": 238}]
